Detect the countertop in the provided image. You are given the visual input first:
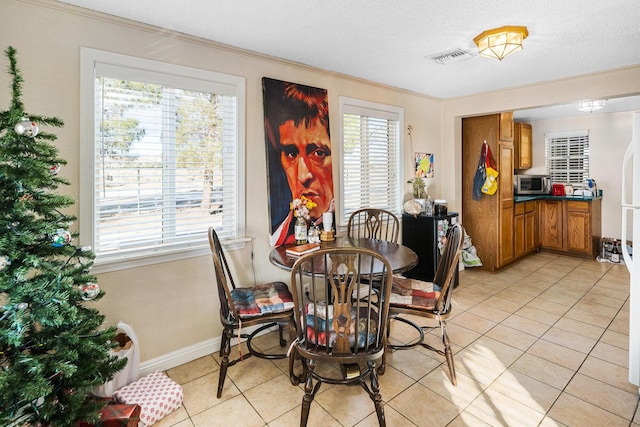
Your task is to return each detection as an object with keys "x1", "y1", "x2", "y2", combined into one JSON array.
[{"x1": 514, "y1": 192, "x2": 602, "y2": 203}]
